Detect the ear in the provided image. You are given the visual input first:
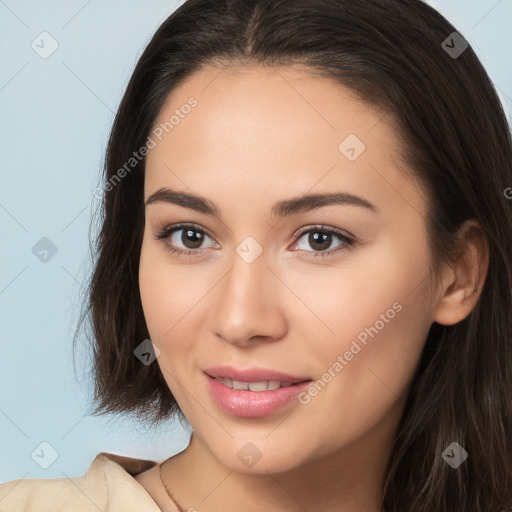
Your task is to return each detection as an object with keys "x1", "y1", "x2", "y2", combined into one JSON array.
[{"x1": 433, "y1": 220, "x2": 490, "y2": 326}]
